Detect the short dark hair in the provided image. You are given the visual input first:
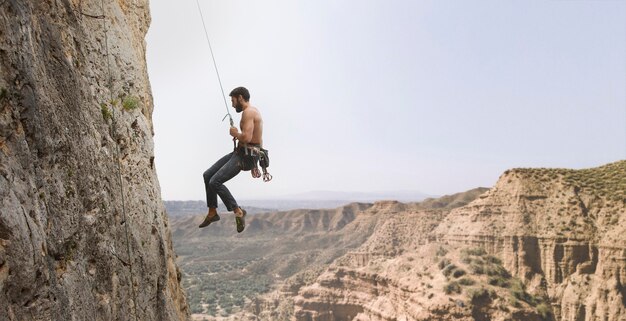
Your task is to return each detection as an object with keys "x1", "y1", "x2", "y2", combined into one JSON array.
[{"x1": 229, "y1": 87, "x2": 250, "y2": 102}]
